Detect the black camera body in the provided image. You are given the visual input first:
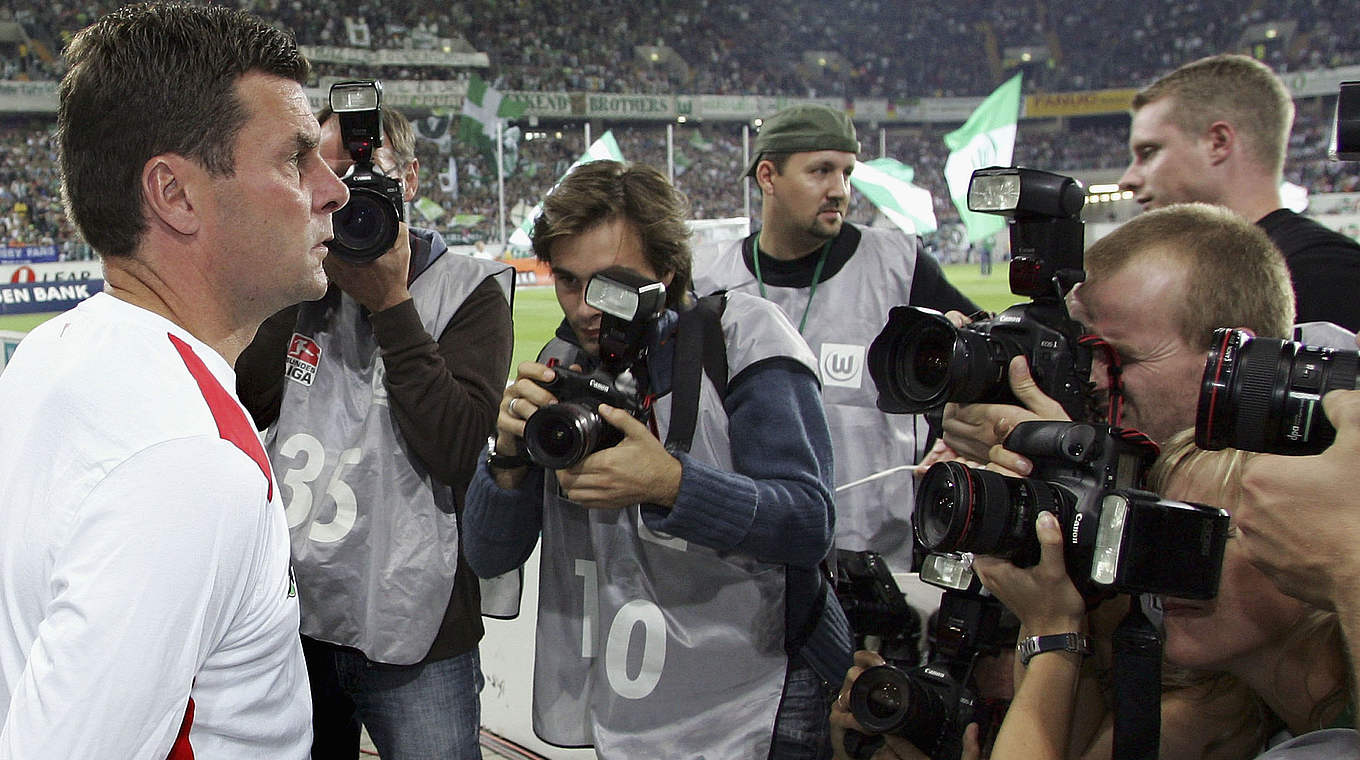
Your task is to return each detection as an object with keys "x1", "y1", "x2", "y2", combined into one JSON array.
[
  {"x1": 868, "y1": 168, "x2": 1095, "y2": 422},
  {"x1": 916, "y1": 421, "x2": 1230, "y2": 600},
  {"x1": 845, "y1": 587, "x2": 1013, "y2": 760},
  {"x1": 523, "y1": 366, "x2": 647, "y2": 469},
  {"x1": 848, "y1": 662, "x2": 982, "y2": 759},
  {"x1": 1197, "y1": 327, "x2": 1360, "y2": 455},
  {"x1": 871, "y1": 300, "x2": 1093, "y2": 420},
  {"x1": 522, "y1": 266, "x2": 667, "y2": 470},
  {"x1": 833, "y1": 549, "x2": 922, "y2": 666},
  {"x1": 327, "y1": 79, "x2": 406, "y2": 263}
]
